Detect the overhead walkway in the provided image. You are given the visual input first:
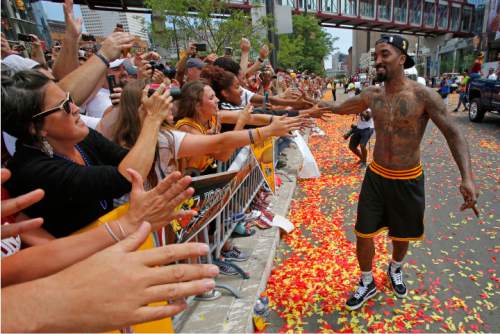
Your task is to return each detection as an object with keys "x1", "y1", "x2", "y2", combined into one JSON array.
[
  {"x1": 46, "y1": 0, "x2": 474, "y2": 37},
  {"x1": 286, "y1": 0, "x2": 474, "y2": 37}
]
